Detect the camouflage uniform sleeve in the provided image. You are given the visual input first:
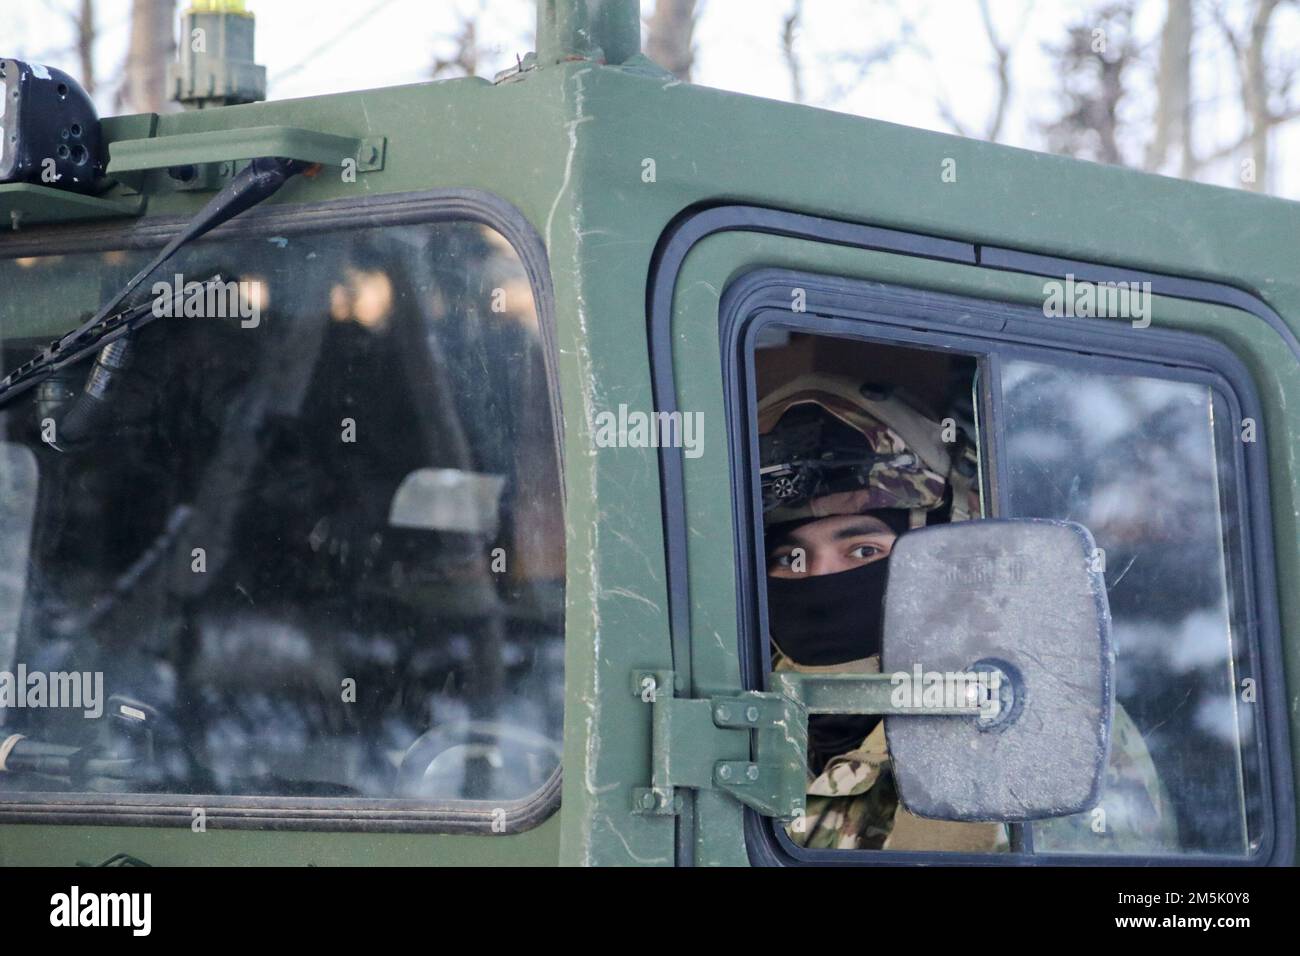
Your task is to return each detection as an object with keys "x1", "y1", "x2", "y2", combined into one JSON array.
[
  {"x1": 776, "y1": 648, "x2": 1008, "y2": 853},
  {"x1": 788, "y1": 723, "x2": 898, "y2": 850},
  {"x1": 786, "y1": 721, "x2": 1008, "y2": 852},
  {"x1": 784, "y1": 678, "x2": 1178, "y2": 853}
]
